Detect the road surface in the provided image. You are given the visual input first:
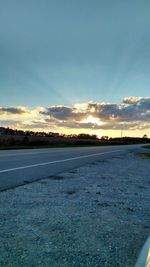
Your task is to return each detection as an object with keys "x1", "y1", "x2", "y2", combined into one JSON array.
[{"x1": 0, "y1": 144, "x2": 141, "y2": 191}]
